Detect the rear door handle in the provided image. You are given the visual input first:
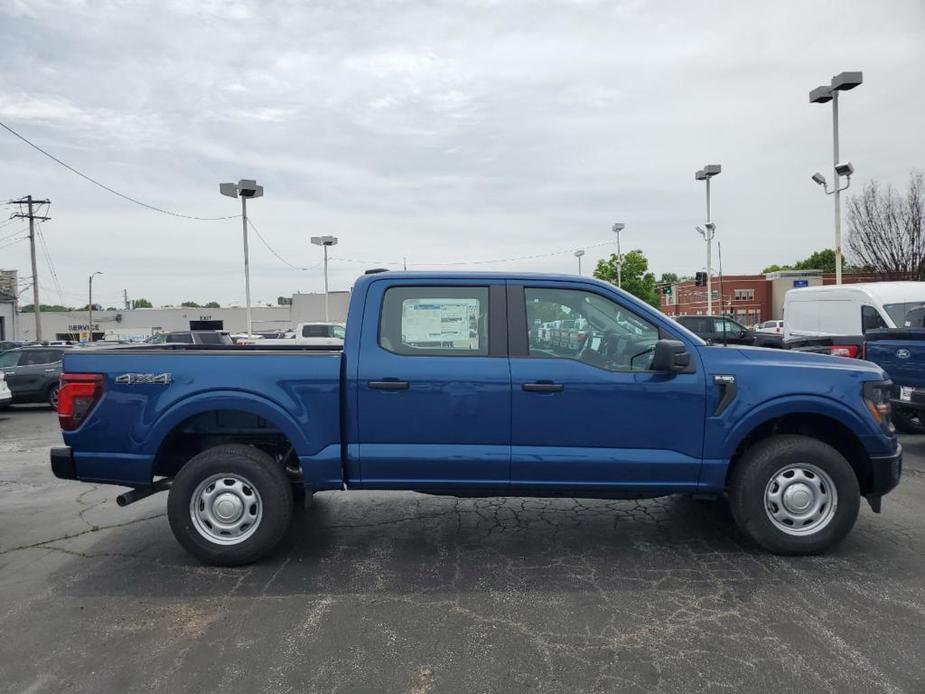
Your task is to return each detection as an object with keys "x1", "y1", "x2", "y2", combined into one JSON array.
[
  {"x1": 368, "y1": 380, "x2": 410, "y2": 391},
  {"x1": 522, "y1": 382, "x2": 564, "y2": 393}
]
